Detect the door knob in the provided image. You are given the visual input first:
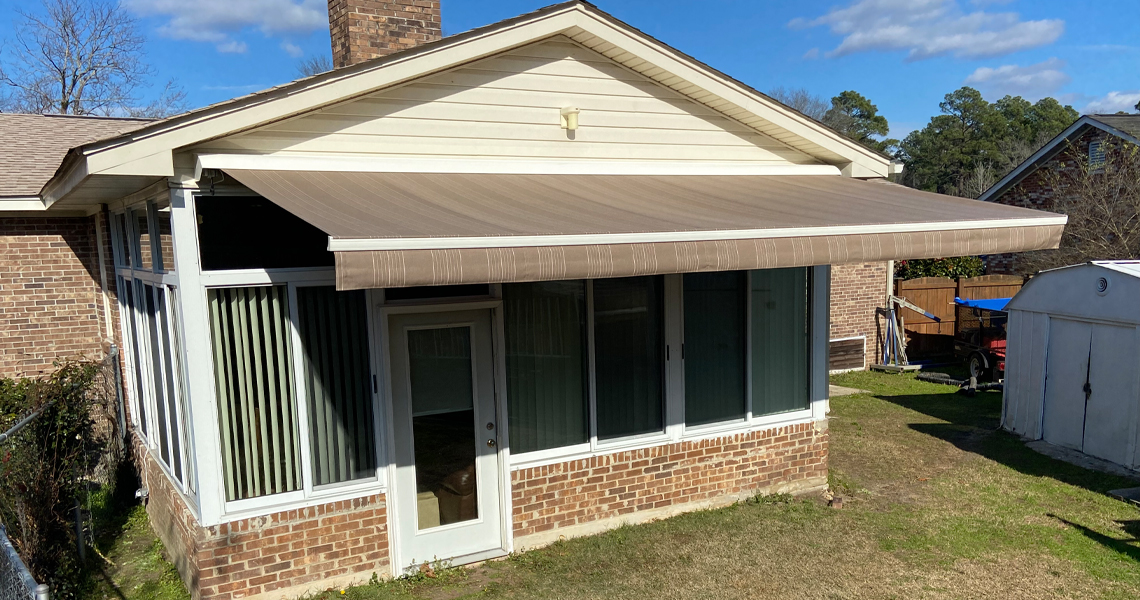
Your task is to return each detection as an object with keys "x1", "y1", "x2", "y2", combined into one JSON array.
[{"x1": 487, "y1": 439, "x2": 497, "y2": 448}]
